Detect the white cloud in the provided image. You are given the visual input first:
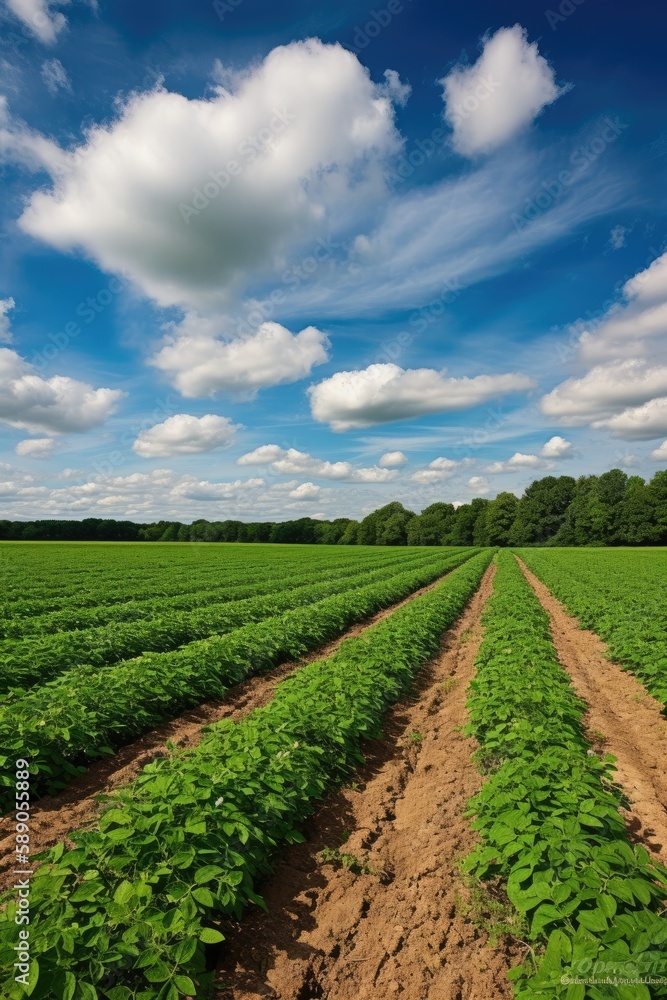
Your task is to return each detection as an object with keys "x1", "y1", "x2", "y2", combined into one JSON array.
[
  {"x1": 468, "y1": 475, "x2": 490, "y2": 494},
  {"x1": 378, "y1": 450, "x2": 408, "y2": 467},
  {"x1": 236, "y1": 444, "x2": 399, "y2": 483},
  {"x1": 132, "y1": 413, "x2": 240, "y2": 458},
  {"x1": 149, "y1": 318, "x2": 329, "y2": 398},
  {"x1": 0, "y1": 347, "x2": 124, "y2": 434},
  {"x1": 540, "y1": 435, "x2": 572, "y2": 458},
  {"x1": 441, "y1": 25, "x2": 564, "y2": 157},
  {"x1": 411, "y1": 456, "x2": 465, "y2": 485},
  {"x1": 5, "y1": 0, "x2": 67, "y2": 44},
  {"x1": 576, "y1": 252, "x2": 667, "y2": 363},
  {"x1": 485, "y1": 451, "x2": 542, "y2": 474},
  {"x1": 609, "y1": 225, "x2": 627, "y2": 250},
  {"x1": 170, "y1": 476, "x2": 265, "y2": 502},
  {"x1": 237, "y1": 444, "x2": 286, "y2": 465},
  {"x1": 13, "y1": 39, "x2": 403, "y2": 312},
  {"x1": 650, "y1": 440, "x2": 667, "y2": 461},
  {"x1": 541, "y1": 360, "x2": 667, "y2": 425},
  {"x1": 15, "y1": 437, "x2": 56, "y2": 458},
  {"x1": 0, "y1": 297, "x2": 14, "y2": 342},
  {"x1": 41, "y1": 57, "x2": 71, "y2": 95},
  {"x1": 308, "y1": 363, "x2": 535, "y2": 431},
  {"x1": 288, "y1": 482, "x2": 322, "y2": 500},
  {"x1": 593, "y1": 397, "x2": 667, "y2": 441}
]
